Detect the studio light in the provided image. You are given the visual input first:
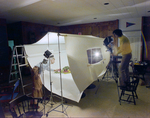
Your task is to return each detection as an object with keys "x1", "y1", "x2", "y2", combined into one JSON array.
[
  {"x1": 94, "y1": 52, "x2": 100, "y2": 57},
  {"x1": 43, "y1": 50, "x2": 54, "y2": 59}
]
